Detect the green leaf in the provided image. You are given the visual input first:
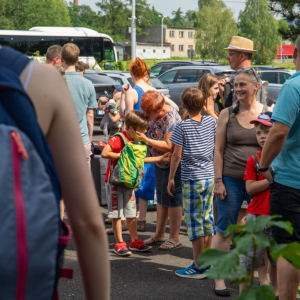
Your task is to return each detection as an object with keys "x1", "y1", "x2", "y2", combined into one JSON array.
[
  {"x1": 244, "y1": 216, "x2": 273, "y2": 233},
  {"x1": 233, "y1": 234, "x2": 254, "y2": 254},
  {"x1": 252, "y1": 232, "x2": 271, "y2": 249},
  {"x1": 270, "y1": 242, "x2": 300, "y2": 269},
  {"x1": 236, "y1": 285, "x2": 276, "y2": 300},
  {"x1": 268, "y1": 220, "x2": 294, "y2": 235},
  {"x1": 224, "y1": 224, "x2": 247, "y2": 236},
  {"x1": 197, "y1": 248, "x2": 232, "y2": 269}
]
